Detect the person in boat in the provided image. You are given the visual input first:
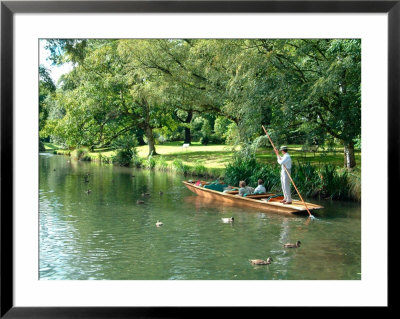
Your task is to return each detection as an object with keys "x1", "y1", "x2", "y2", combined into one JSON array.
[
  {"x1": 238, "y1": 181, "x2": 254, "y2": 196},
  {"x1": 276, "y1": 146, "x2": 292, "y2": 204},
  {"x1": 253, "y1": 179, "x2": 267, "y2": 194}
]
